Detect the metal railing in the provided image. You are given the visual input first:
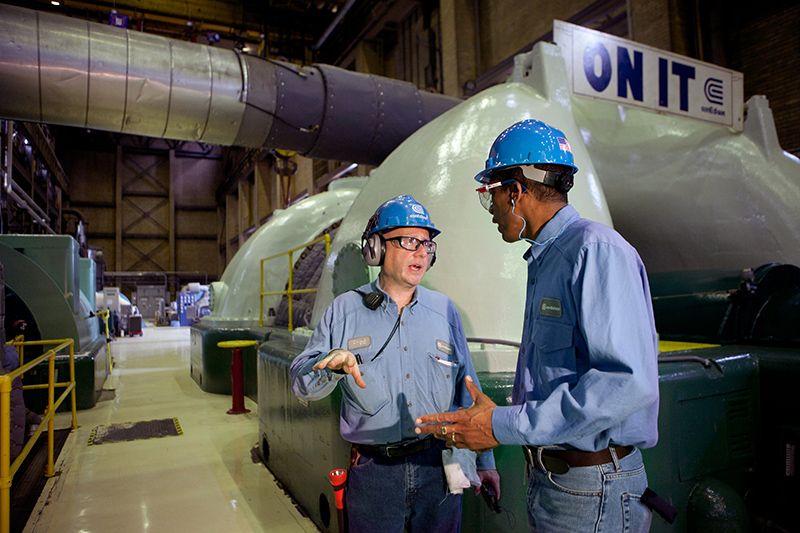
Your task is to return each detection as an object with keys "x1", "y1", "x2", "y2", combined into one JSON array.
[
  {"x1": 259, "y1": 234, "x2": 332, "y2": 331},
  {"x1": 1, "y1": 338, "x2": 78, "y2": 533}
]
